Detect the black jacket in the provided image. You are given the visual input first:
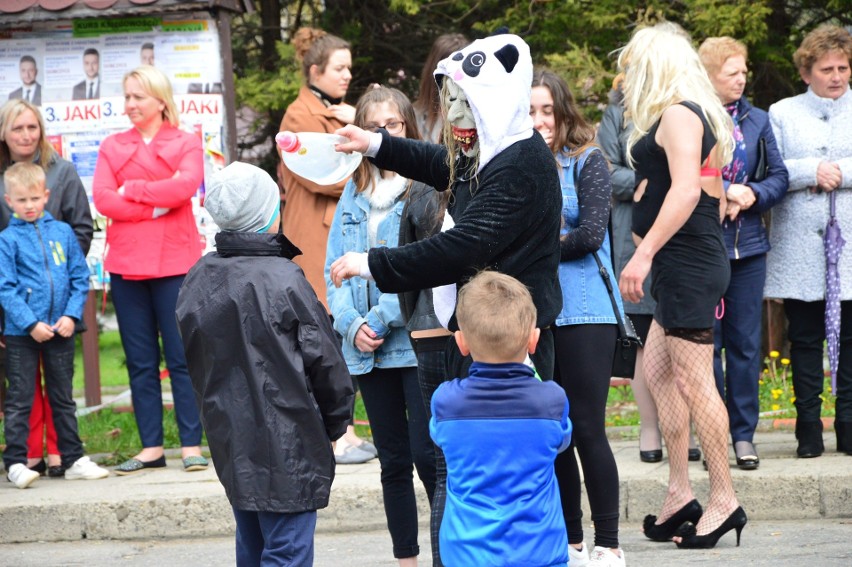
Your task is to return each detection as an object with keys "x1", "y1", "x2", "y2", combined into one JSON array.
[
  {"x1": 397, "y1": 181, "x2": 446, "y2": 332},
  {"x1": 369, "y1": 130, "x2": 563, "y2": 330},
  {"x1": 176, "y1": 232, "x2": 354, "y2": 513}
]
